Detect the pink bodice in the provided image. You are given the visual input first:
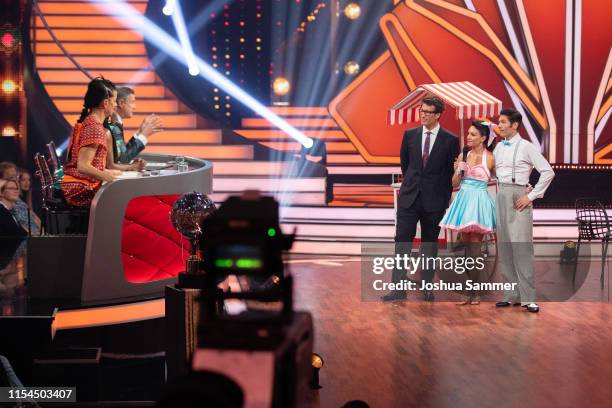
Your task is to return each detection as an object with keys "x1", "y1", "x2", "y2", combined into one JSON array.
[{"x1": 464, "y1": 151, "x2": 491, "y2": 182}]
